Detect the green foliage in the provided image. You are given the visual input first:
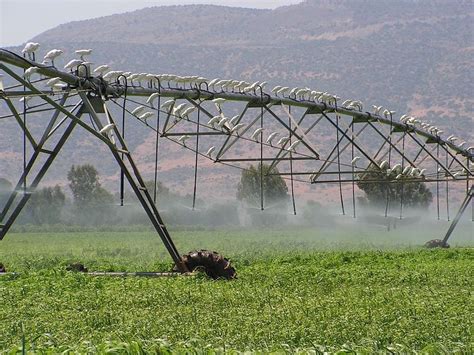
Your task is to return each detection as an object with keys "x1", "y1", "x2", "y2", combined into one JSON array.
[
  {"x1": 21, "y1": 186, "x2": 66, "y2": 225},
  {"x1": 0, "y1": 177, "x2": 12, "y2": 191},
  {"x1": 0, "y1": 177, "x2": 12, "y2": 207},
  {"x1": 237, "y1": 163, "x2": 289, "y2": 206},
  {"x1": 67, "y1": 165, "x2": 114, "y2": 225},
  {"x1": 0, "y1": 230, "x2": 472, "y2": 352},
  {"x1": 357, "y1": 163, "x2": 433, "y2": 209},
  {"x1": 67, "y1": 164, "x2": 113, "y2": 207},
  {"x1": 143, "y1": 180, "x2": 175, "y2": 203},
  {"x1": 237, "y1": 164, "x2": 290, "y2": 226}
]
